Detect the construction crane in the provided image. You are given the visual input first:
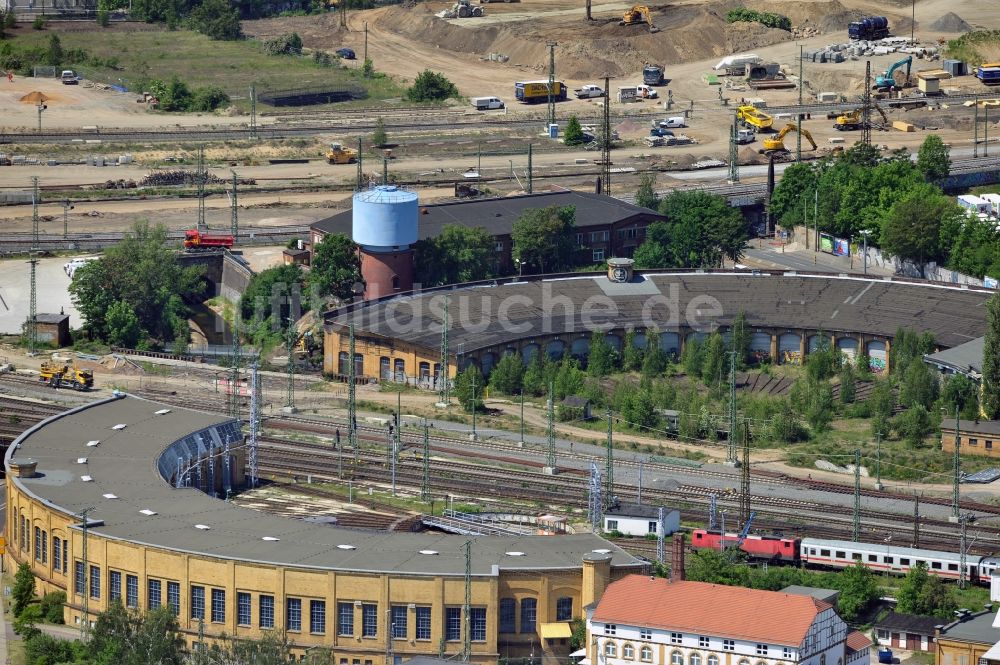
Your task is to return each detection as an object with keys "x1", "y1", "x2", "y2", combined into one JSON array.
[
  {"x1": 761, "y1": 123, "x2": 817, "y2": 153},
  {"x1": 620, "y1": 5, "x2": 659, "y2": 32},
  {"x1": 833, "y1": 103, "x2": 888, "y2": 131},
  {"x1": 874, "y1": 56, "x2": 913, "y2": 91}
]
